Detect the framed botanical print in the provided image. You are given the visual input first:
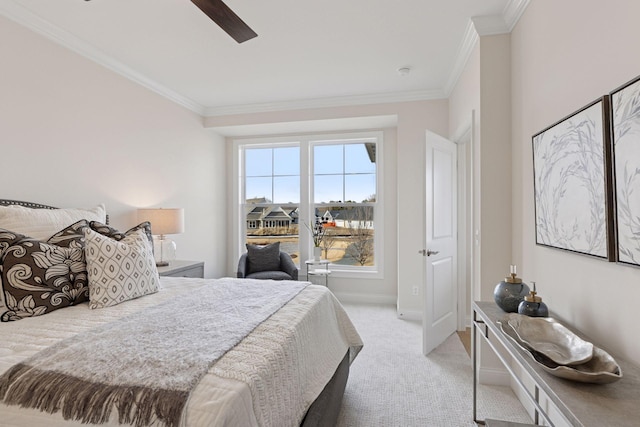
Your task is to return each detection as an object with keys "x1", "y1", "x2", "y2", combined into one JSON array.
[
  {"x1": 611, "y1": 75, "x2": 640, "y2": 267},
  {"x1": 532, "y1": 96, "x2": 615, "y2": 260}
]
